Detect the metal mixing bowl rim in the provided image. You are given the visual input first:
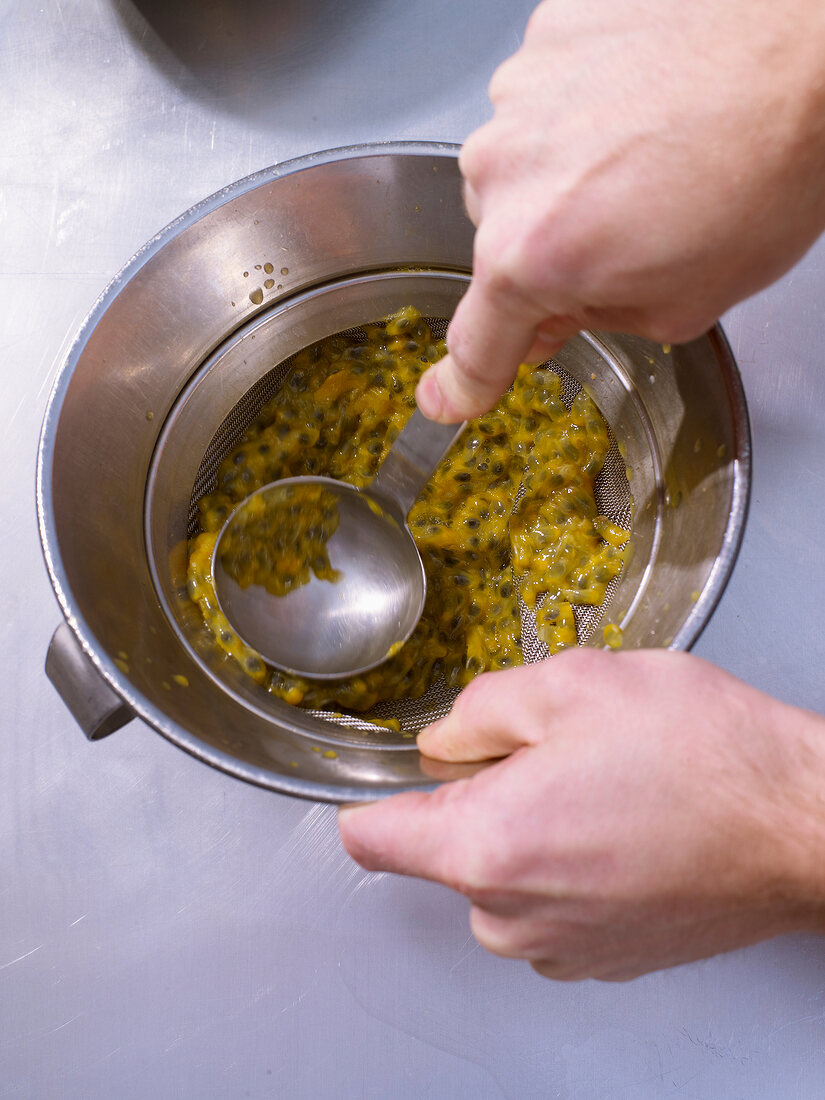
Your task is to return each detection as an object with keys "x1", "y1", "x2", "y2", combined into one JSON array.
[{"x1": 36, "y1": 140, "x2": 752, "y2": 802}]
